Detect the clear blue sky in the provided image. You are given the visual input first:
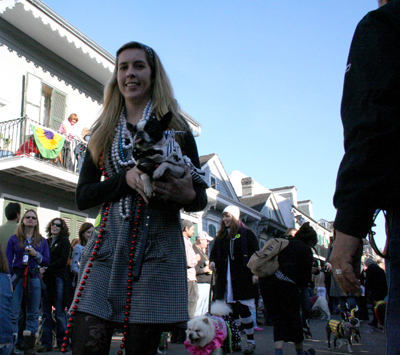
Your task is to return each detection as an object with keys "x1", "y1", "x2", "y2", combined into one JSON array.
[{"x1": 42, "y1": 0, "x2": 386, "y2": 248}]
